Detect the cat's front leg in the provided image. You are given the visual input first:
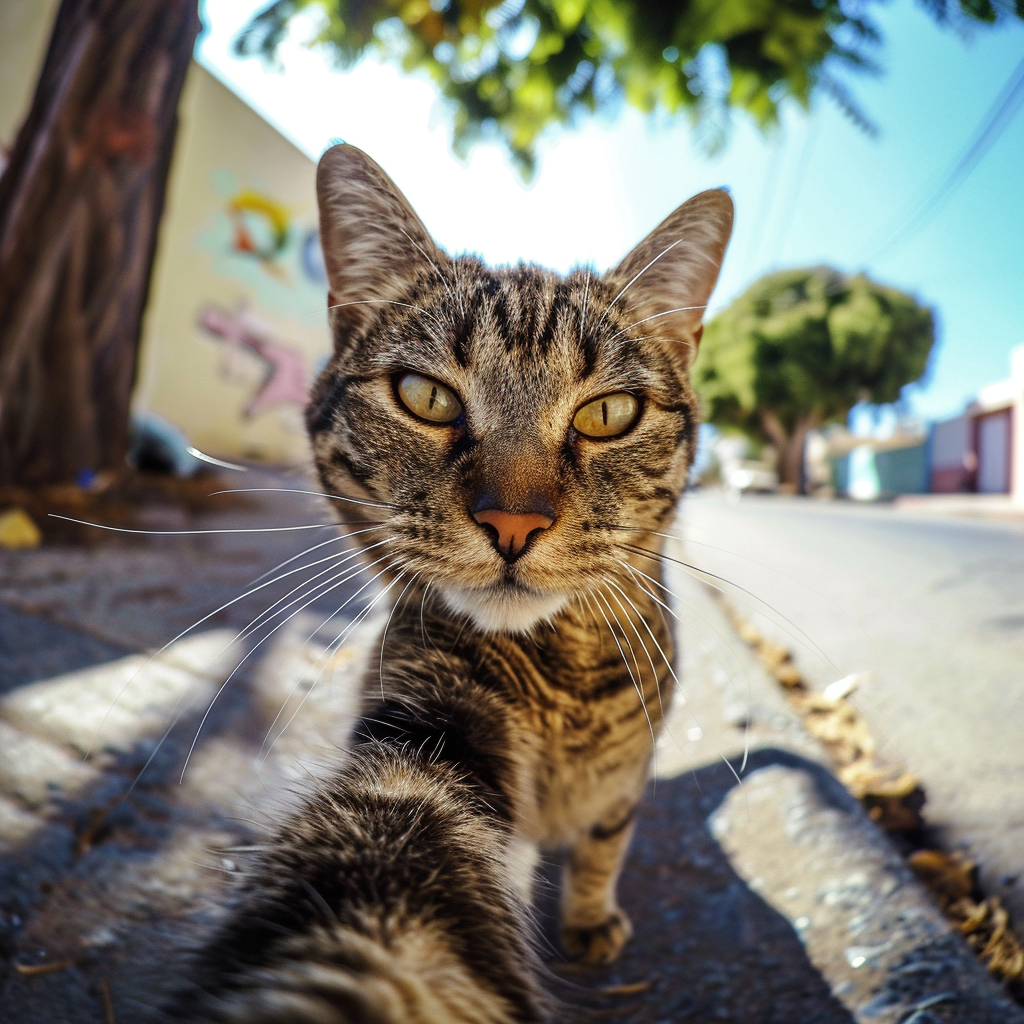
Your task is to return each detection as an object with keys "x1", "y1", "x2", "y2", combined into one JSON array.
[{"x1": 559, "y1": 799, "x2": 638, "y2": 965}]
